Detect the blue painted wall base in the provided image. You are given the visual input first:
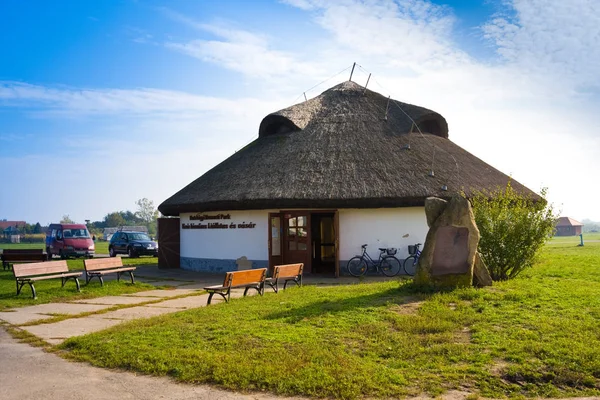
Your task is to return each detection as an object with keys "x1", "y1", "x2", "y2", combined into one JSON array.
[{"x1": 180, "y1": 257, "x2": 268, "y2": 273}]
